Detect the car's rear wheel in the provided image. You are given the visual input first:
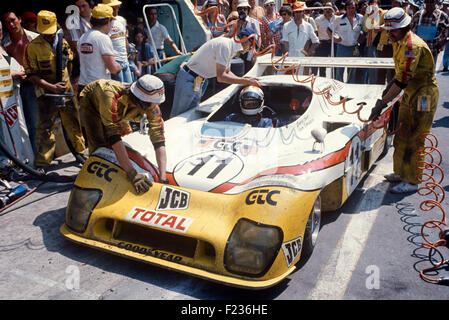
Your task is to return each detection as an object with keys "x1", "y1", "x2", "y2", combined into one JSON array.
[{"x1": 302, "y1": 195, "x2": 321, "y2": 258}]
